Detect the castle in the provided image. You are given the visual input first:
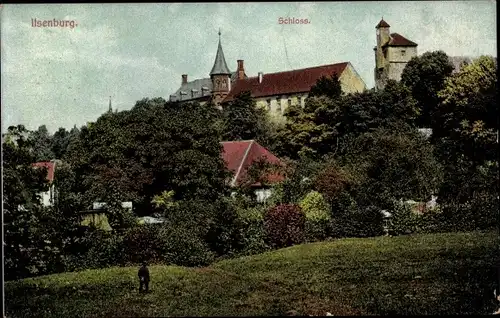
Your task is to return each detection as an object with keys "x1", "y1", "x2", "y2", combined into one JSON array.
[
  {"x1": 170, "y1": 30, "x2": 367, "y2": 122},
  {"x1": 169, "y1": 20, "x2": 430, "y2": 114},
  {"x1": 373, "y1": 18, "x2": 418, "y2": 90}
]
